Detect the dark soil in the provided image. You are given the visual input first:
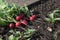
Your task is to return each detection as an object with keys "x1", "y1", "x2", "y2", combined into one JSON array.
[
  {"x1": 0, "y1": 0, "x2": 60, "y2": 40},
  {"x1": 29, "y1": 0, "x2": 60, "y2": 40}
]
